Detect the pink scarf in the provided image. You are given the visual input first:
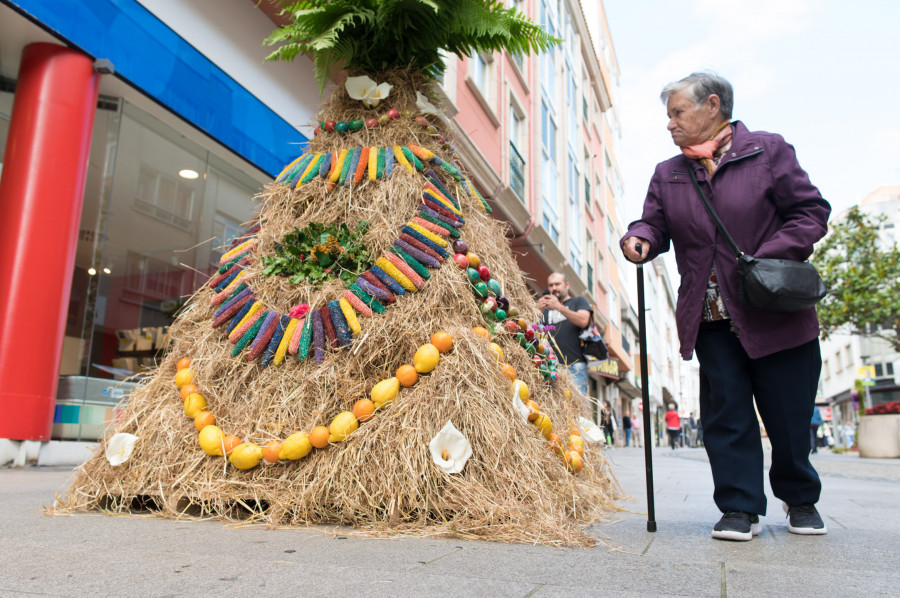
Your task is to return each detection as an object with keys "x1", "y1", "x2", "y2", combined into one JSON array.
[{"x1": 681, "y1": 121, "x2": 733, "y2": 176}]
